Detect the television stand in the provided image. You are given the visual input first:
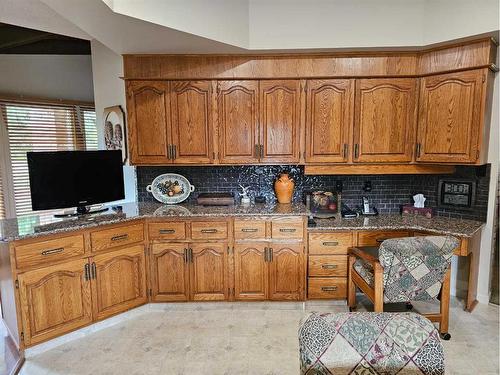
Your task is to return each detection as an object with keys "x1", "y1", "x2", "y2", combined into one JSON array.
[{"x1": 54, "y1": 206, "x2": 109, "y2": 218}]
